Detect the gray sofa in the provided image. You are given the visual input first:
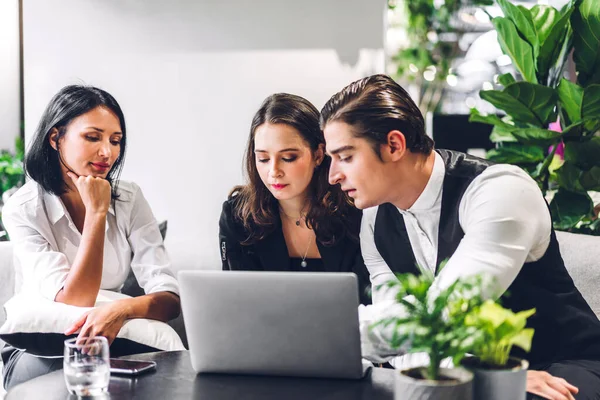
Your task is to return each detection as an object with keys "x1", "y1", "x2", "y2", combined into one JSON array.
[{"x1": 0, "y1": 231, "x2": 599, "y2": 396}]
